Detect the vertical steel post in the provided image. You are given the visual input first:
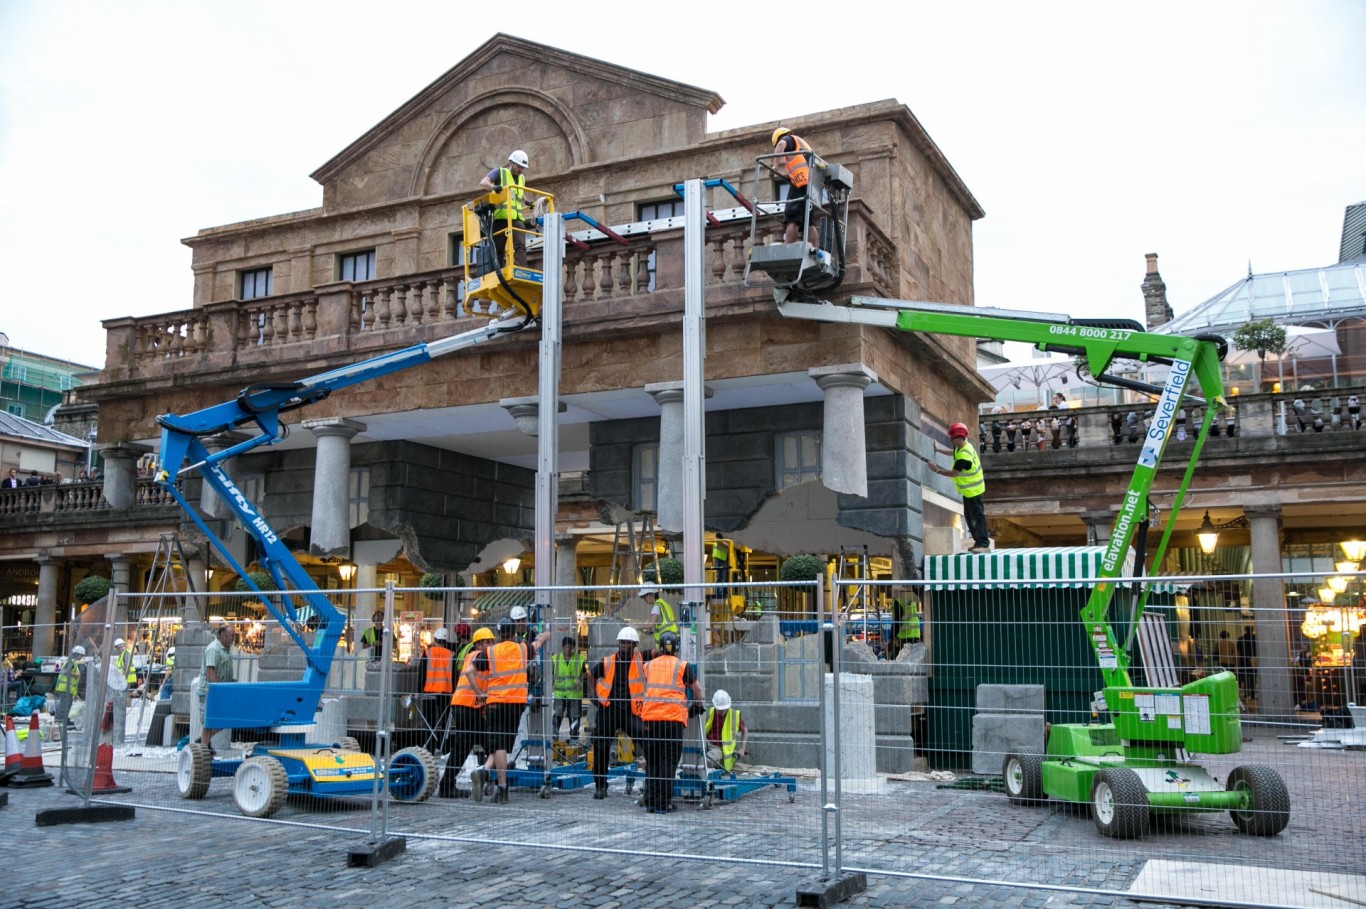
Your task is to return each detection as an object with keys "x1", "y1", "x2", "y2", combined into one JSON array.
[
  {"x1": 682, "y1": 178, "x2": 708, "y2": 684},
  {"x1": 370, "y1": 581, "x2": 396, "y2": 841},
  {"x1": 817, "y1": 580, "x2": 831, "y2": 879},
  {"x1": 535, "y1": 212, "x2": 564, "y2": 752}
]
